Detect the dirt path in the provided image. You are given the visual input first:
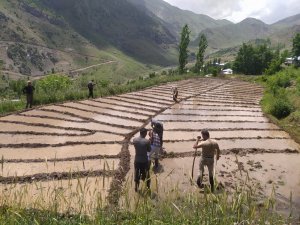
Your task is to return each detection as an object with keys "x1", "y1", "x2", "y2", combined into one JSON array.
[
  {"x1": 69, "y1": 61, "x2": 117, "y2": 74},
  {"x1": 0, "y1": 78, "x2": 299, "y2": 215}
]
